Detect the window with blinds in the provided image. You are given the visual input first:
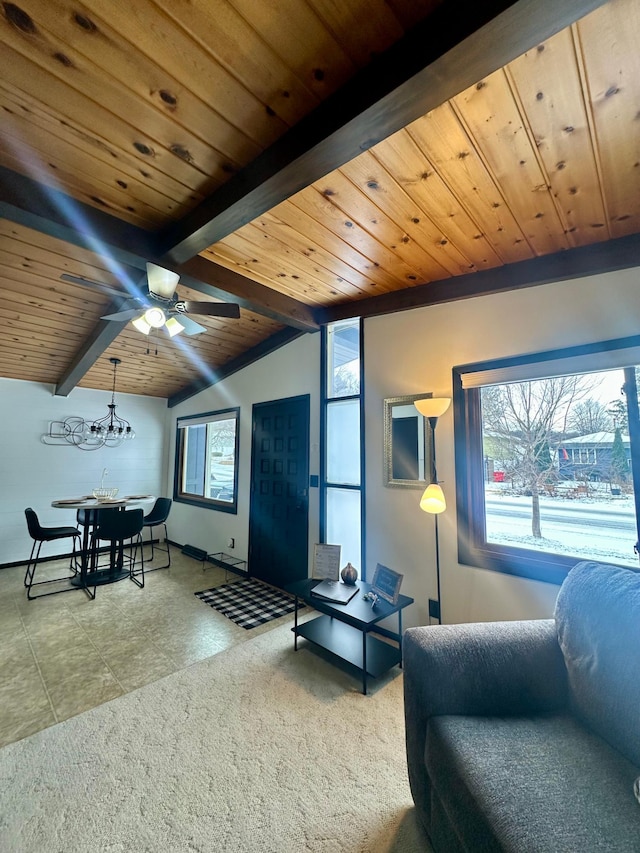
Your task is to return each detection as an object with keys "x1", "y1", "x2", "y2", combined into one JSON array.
[
  {"x1": 453, "y1": 336, "x2": 640, "y2": 584},
  {"x1": 175, "y1": 408, "x2": 240, "y2": 513}
]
